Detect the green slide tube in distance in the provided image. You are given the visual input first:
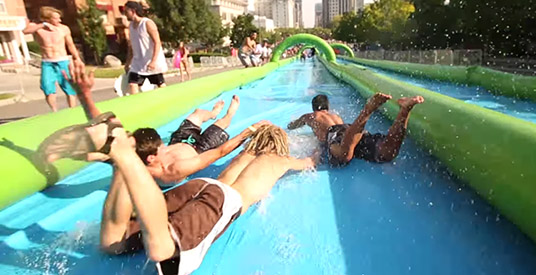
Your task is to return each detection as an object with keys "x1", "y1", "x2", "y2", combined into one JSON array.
[
  {"x1": 271, "y1": 33, "x2": 336, "y2": 63},
  {"x1": 298, "y1": 45, "x2": 314, "y2": 57},
  {"x1": 339, "y1": 55, "x2": 468, "y2": 83},
  {"x1": 0, "y1": 58, "x2": 295, "y2": 210},
  {"x1": 341, "y1": 56, "x2": 536, "y2": 102},
  {"x1": 320, "y1": 57, "x2": 536, "y2": 243}
]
